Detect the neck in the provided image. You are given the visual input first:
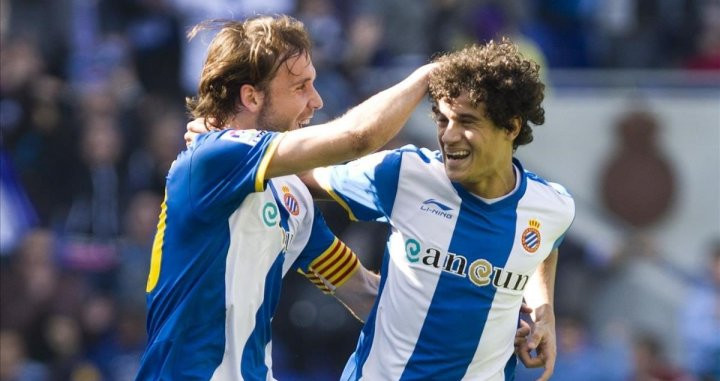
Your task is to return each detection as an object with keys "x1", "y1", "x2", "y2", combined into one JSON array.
[
  {"x1": 466, "y1": 160, "x2": 516, "y2": 199},
  {"x1": 226, "y1": 112, "x2": 256, "y2": 130}
]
